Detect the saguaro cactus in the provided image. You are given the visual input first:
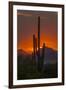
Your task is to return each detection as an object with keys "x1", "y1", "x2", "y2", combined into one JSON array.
[
  {"x1": 33, "y1": 34, "x2": 37, "y2": 65},
  {"x1": 32, "y1": 16, "x2": 45, "y2": 72},
  {"x1": 37, "y1": 16, "x2": 41, "y2": 72},
  {"x1": 37, "y1": 16, "x2": 40, "y2": 59},
  {"x1": 41, "y1": 43, "x2": 45, "y2": 71}
]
